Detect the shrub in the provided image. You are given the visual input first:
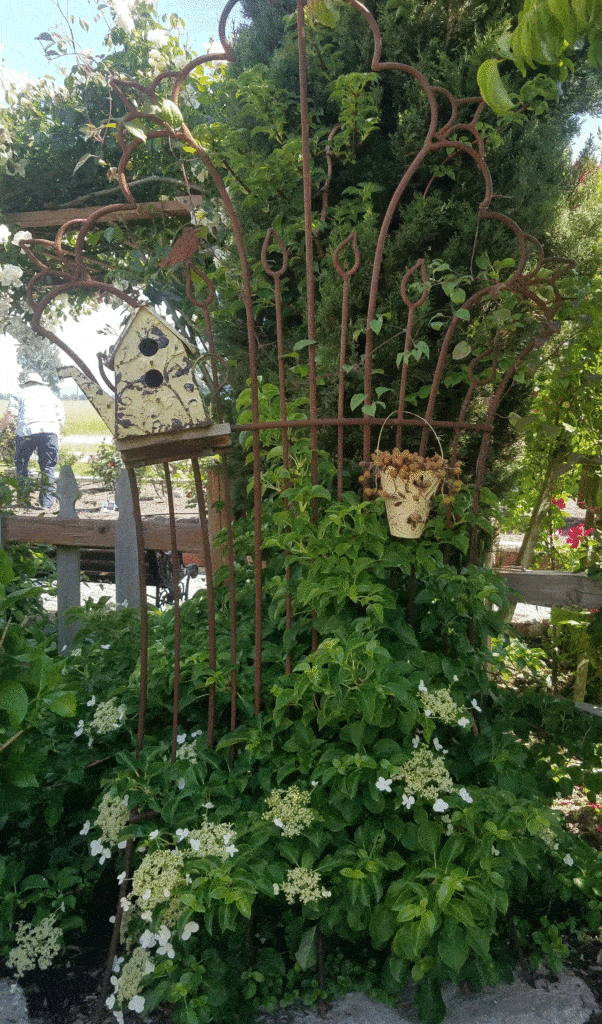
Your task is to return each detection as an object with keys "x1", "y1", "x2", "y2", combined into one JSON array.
[{"x1": 3, "y1": 449, "x2": 602, "y2": 1024}]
